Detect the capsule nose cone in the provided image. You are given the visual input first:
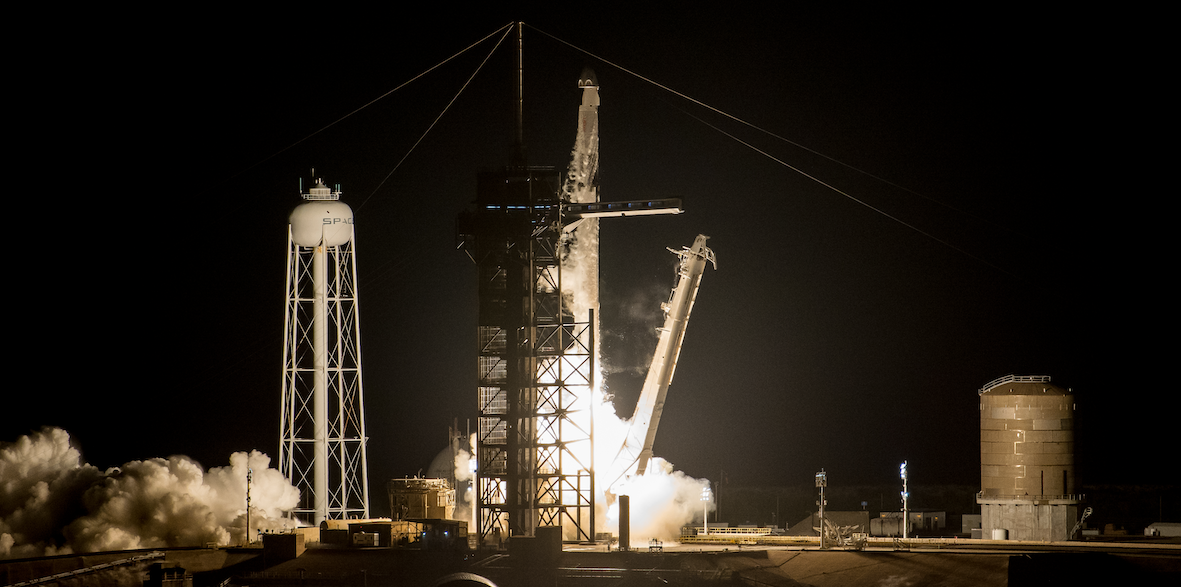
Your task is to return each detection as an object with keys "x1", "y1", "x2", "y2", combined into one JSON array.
[{"x1": 578, "y1": 67, "x2": 598, "y2": 88}]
